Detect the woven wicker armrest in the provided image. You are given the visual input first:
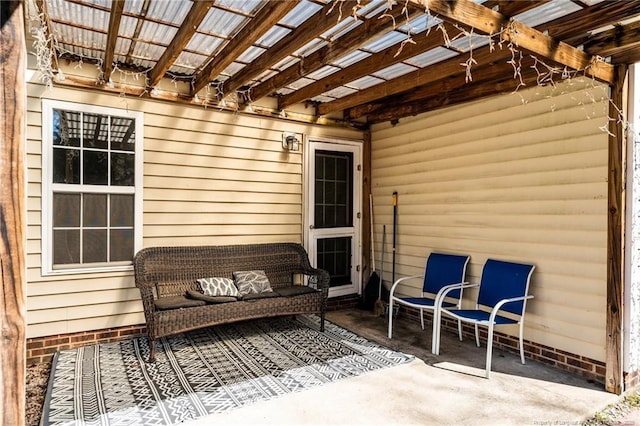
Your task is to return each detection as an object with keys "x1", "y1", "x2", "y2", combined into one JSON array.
[{"x1": 300, "y1": 267, "x2": 330, "y2": 290}]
